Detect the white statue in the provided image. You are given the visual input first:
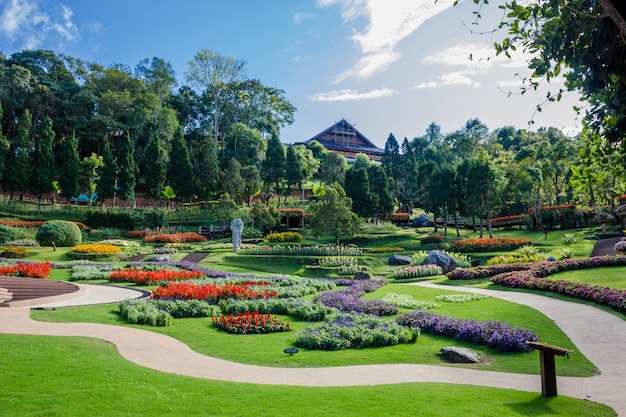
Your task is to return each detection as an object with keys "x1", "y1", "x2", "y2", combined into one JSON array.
[{"x1": 231, "y1": 218, "x2": 244, "y2": 252}]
